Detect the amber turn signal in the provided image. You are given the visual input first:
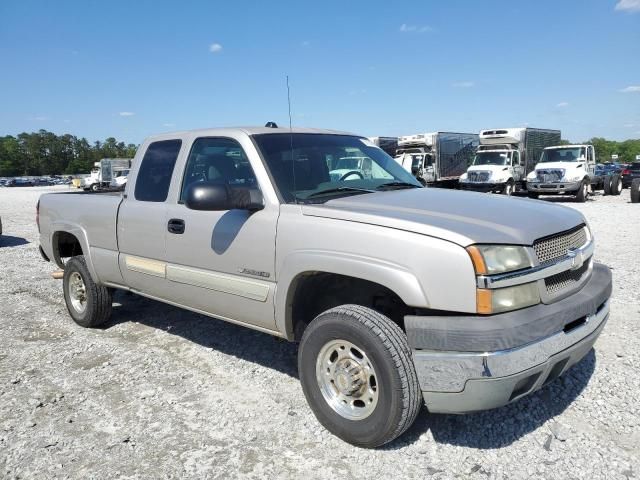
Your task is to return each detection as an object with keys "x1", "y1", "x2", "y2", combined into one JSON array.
[
  {"x1": 476, "y1": 289, "x2": 493, "y2": 314},
  {"x1": 466, "y1": 246, "x2": 487, "y2": 275}
]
